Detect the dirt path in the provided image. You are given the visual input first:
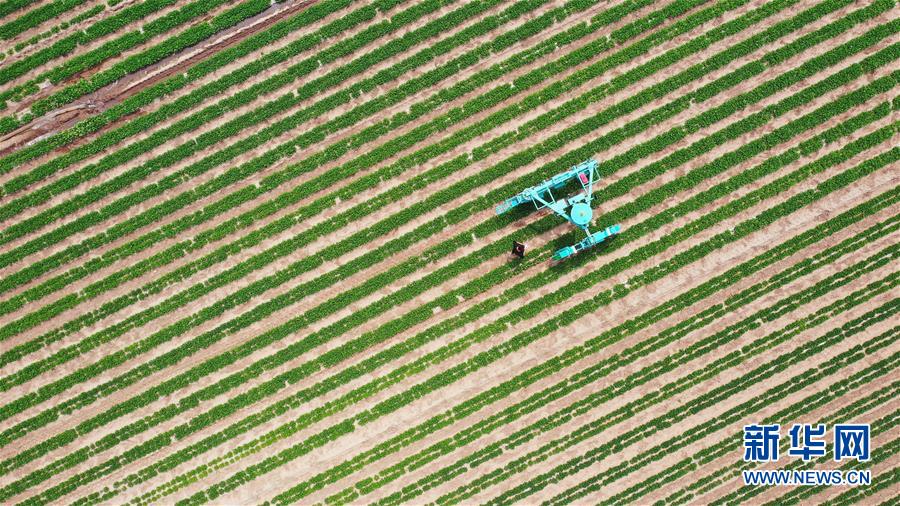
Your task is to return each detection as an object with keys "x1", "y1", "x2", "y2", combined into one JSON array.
[{"x1": 0, "y1": 0, "x2": 313, "y2": 155}]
